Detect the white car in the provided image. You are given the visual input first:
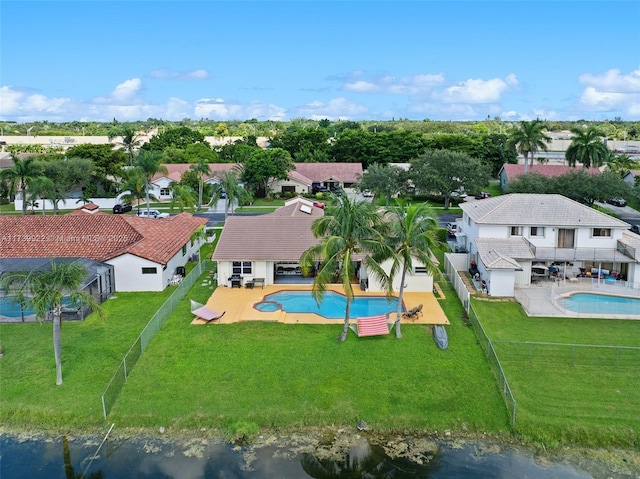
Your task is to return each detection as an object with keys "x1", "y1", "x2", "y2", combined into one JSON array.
[{"x1": 136, "y1": 209, "x2": 170, "y2": 219}]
